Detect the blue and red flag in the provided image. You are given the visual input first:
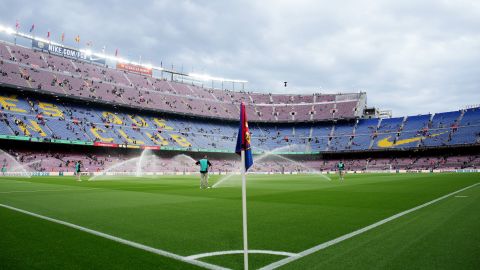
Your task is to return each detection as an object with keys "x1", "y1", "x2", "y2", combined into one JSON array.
[
  {"x1": 235, "y1": 102, "x2": 253, "y2": 171},
  {"x1": 29, "y1": 24, "x2": 35, "y2": 33}
]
